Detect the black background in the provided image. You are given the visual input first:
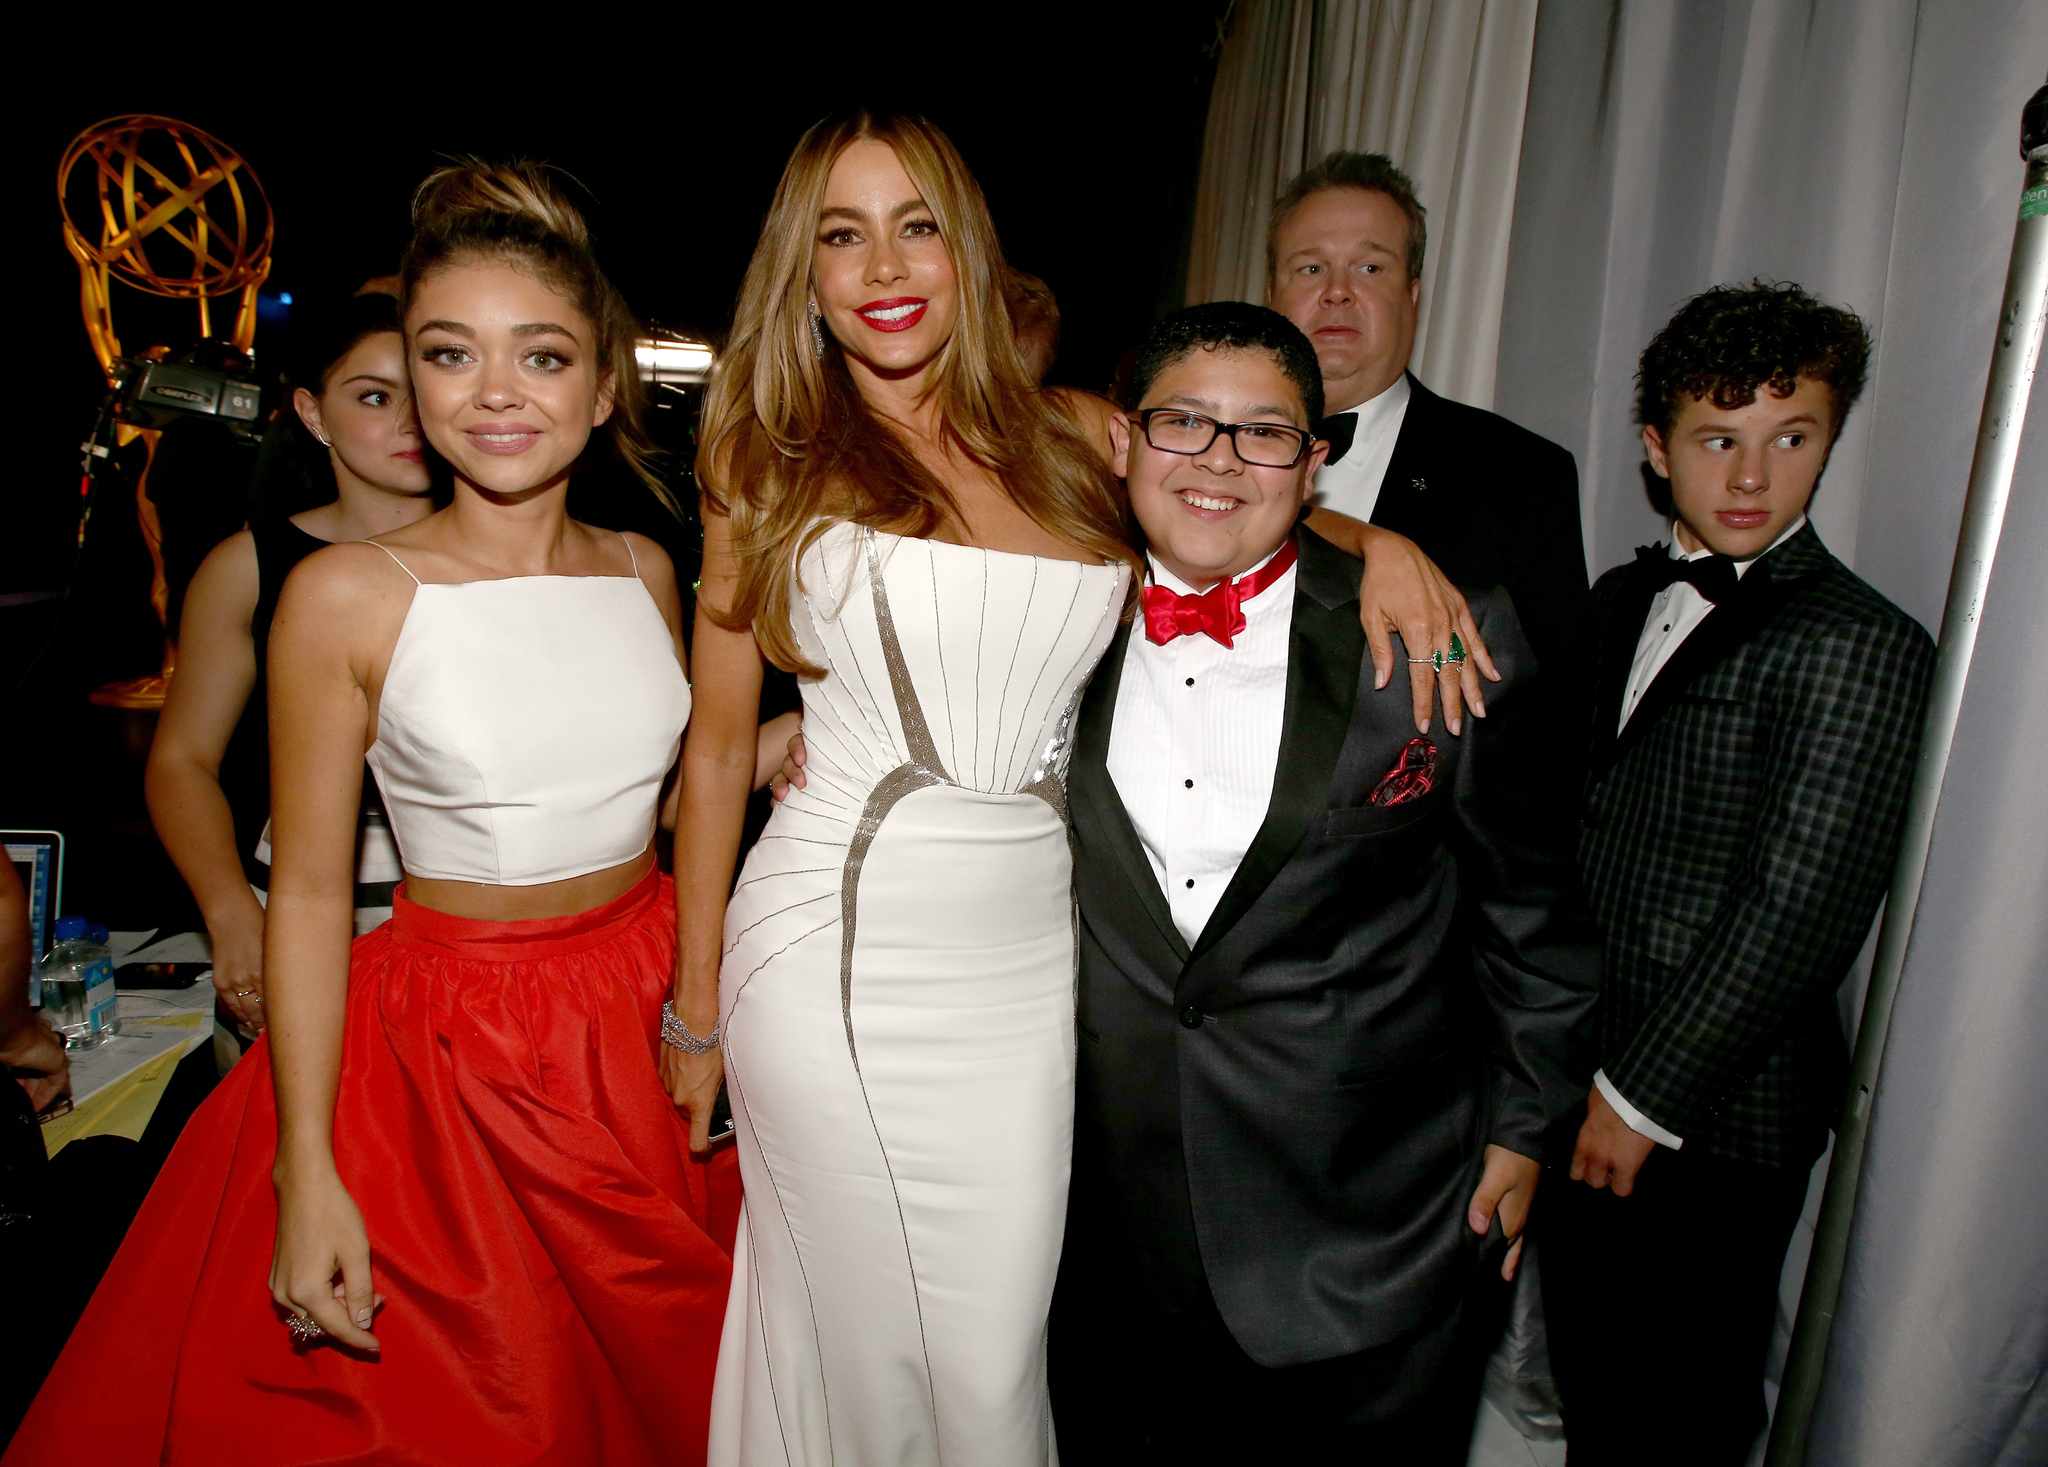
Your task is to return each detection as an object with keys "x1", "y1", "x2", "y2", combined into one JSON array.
[{"x1": 3, "y1": 18, "x2": 1228, "y2": 930}]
